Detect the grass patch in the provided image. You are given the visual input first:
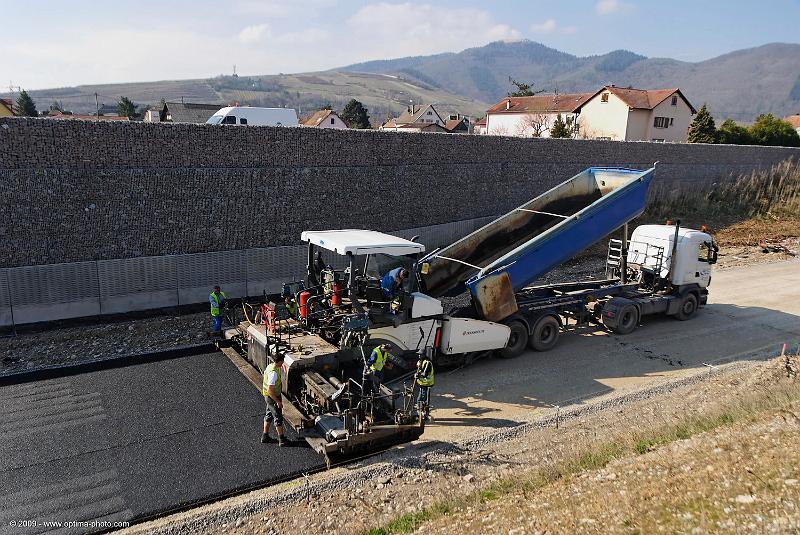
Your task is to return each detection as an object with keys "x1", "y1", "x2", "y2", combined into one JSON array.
[{"x1": 362, "y1": 365, "x2": 800, "y2": 535}]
